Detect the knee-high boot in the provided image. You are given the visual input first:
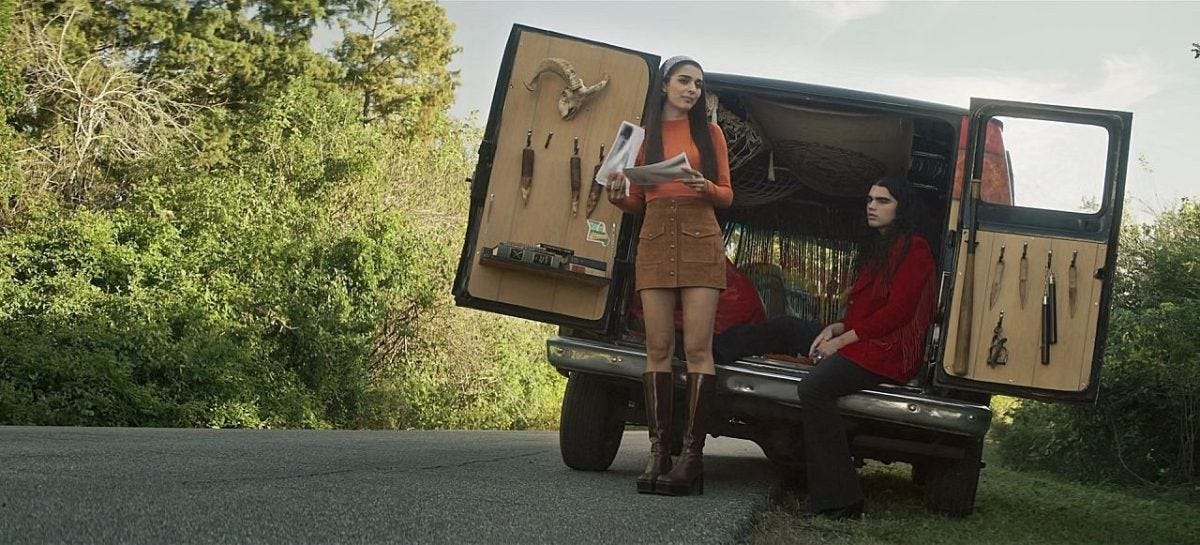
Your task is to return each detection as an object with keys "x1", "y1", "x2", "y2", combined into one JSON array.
[
  {"x1": 636, "y1": 372, "x2": 674, "y2": 494},
  {"x1": 656, "y1": 372, "x2": 715, "y2": 496}
]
